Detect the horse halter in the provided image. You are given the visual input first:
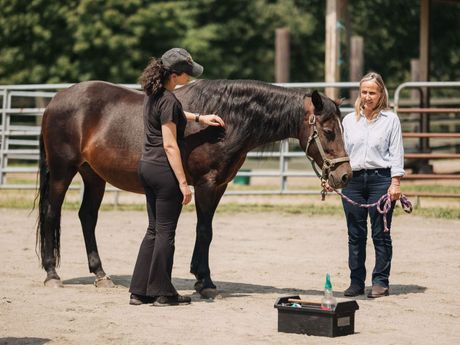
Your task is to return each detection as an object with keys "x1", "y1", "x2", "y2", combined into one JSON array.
[{"x1": 304, "y1": 113, "x2": 350, "y2": 187}]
